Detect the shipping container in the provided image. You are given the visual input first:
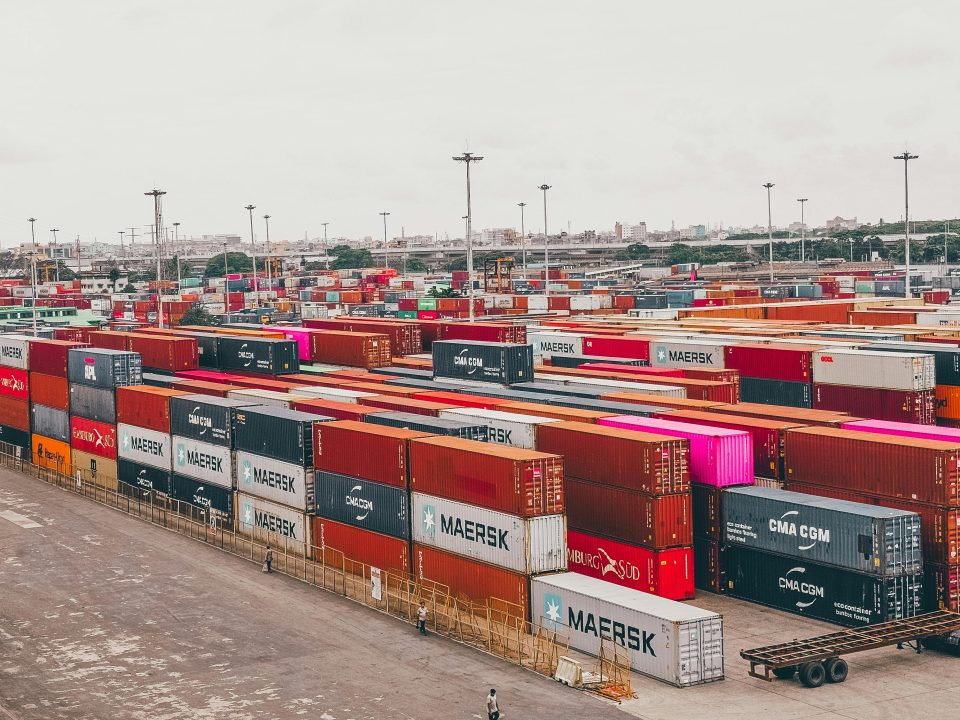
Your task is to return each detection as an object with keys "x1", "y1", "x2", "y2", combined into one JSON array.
[
  {"x1": 529, "y1": 331, "x2": 584, "y2": 359},
  {"x1": 531, "y1": 572, "x2": 724, "y2": 686},
  {"x1": 115, "y1": 386, "x2": 187, "y2": 434},
  {"x1": 648, "y1": 338, "x2": 727, "y2": 369},
  {"x1": 236, "y1": 450, "x2": 314, "y2": 511},
  {"x1": 0, "y1": 334, "x2": 30, "y2": 369},
  {"x1": 235, "y1": 491, "x2": 312, "y2": 553},
  {"x1": 437, "y1": 407, "x2": 558, "y2": 449},
  {"x1": 499, "y1": 400, "x2": 614, "y2": 424},
  {"x1": 171, "y1": 435, "x2": 234, "y2": 489},
  {"x1": 841, "y1": 418, "x2": 960, "y2": 443},
  {"x1": 0, "y1": 424, "x2": 31, "y2": 458},
  {"x1": 924, "y1": 562, "x2": 960, "y2": 612},
  {"x1": 580, "y1": 335, "x2": 651, "y2": 361},
  {"x1": 118, "y1": 458, "x2": 171, "y2": 496},
  {"x1": 598, "y1": 415, "x2": 752, "y2": 488},
  {"x1": 29, "y1": 340, "x2": 86, "y2": 377},
  {"x1": 813, "y1": 384, "x2": 936, "y2": 425},
  {"x1": 812, "y1": 349, "x2": 935, "y2": 391},
  {"x1": 233, "y1": 406, "x2": 326, "y2": 466},
  {"x1": 357, "y1": 394, "x2": 459, "y2": 416},
  {"x1": 116, "y1": 423, "x2": 172, "y2": 471},
  {"x1": 739, "y1": 377, "x2": 812, "y2": 408},
  {"x1": 693, "y1": 536, "x2": 726, "y2": 593},
  {"x1": 413, "y1": 543, "x2": 530, "y2": 618},
  {"x1": 31, "y1": 433, "x2": 71, "y2": 472},
  {"x1": 707, "y1": 402, "x2": 852, "y2": 427},
  {"x1": 724, "y1": 544, "x2": 923, "y2": 627},
  {"x1": 536, "y1": 421, "x2": 689, "y2": 495},
  {"x1": 71, "y1": 449, "x2": 118, "y2": 491},
  {"x1": 410, "y1": 437, "x2": 563, "y2": 517},
  {"x1": 692, "y1": 484, "x2": 727, "y2": 541},
  {"x1": 291, "y1": 397, "x2": 385, "y2": 422},
  {"x1": 0, "y1": 397, "x2": 29, "y2": 432},
  {"x1": 70, "y1": 416, "x2": 117, "y2": 460},
  {"x1": 411, "y1": 493, "x2": 565, "y2": 574},
  {"x1": 126, "y1": 334, "x2": 199, "y2": 372},
  {"x1": 432, "y1": 340, "x2": 534, "y2": 385},
  {"x1": 722, "y1": 486, "x2": 922, "y2": 576},
  {"x1": 531, "y1": 375, "x2": 687, "y2": 399},
  {"x1": 217, "y1": 336, "x2": 299, "y2": 375},
  {"x1": 313, "y1": 517, "x2": 411, "y2": 576},
  {"x1": 315, "y1": 471, "x2": 408, "y2": 539},
  {"x1": 68, "y1": 383, "x2": 117, "y2": 424},
  {"x1": 724, "y1": 343, "x2": 820, "y2": 382},
  {"x1": 313, "y1": 420, "x2": 430, "y2": 488},
  {"x1": 170, "y1": 473, "x2": 234, "y2": 517},
  {"x1": 566, "y1": 529, "x2": 693, "y2": 600},
  {"x1": 169, "y1": 395, "x2": 257, "y2": 446},
  {"x1": 67, "y1": 348, "x2": 142, "y2": 388},
  {"x1": 29, "y1": 373, "x2": 69, "y2": 410},
  {"x1": 304, "y1": 330, "x2": 392, "y2": 368},
  {"x1": 863, "y1": 341, "x2": 960, "y2": 386},
  {"x1": 288, "y1": 386, "x2": 377, "y2": 404},
  {"x1": 30, "y1": 404, "x2": 69, "y2": 443},
  {"x1": 363, "y1": 411, "x2": 488, "y2": 440},
  {"x1": 0, "y1": 366, "x2": 28, "y2": 401},
  {"x1": 565, "y1": 477, "x2": 692, "y2": 549}
]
